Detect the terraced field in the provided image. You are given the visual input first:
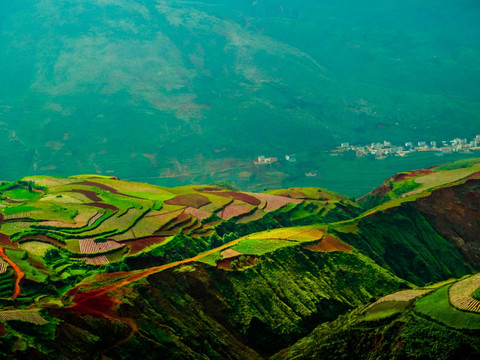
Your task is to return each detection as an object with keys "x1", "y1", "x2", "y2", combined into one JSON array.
[
  {"x1": 1, "y1": 176, "x2": 340, "y2": 269},
  {"x1": 449, "y1": 273, "x2": 480, "y2": 313},
  {"x1": 415, "y1": 284, "x2": 480, "y2": 330},
  {"x1": 0, "y1": 159, "x2": 480, "y2": 358},
  {"x1": 0, "y1": 309, "x2": 47, "y2": 325}
]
